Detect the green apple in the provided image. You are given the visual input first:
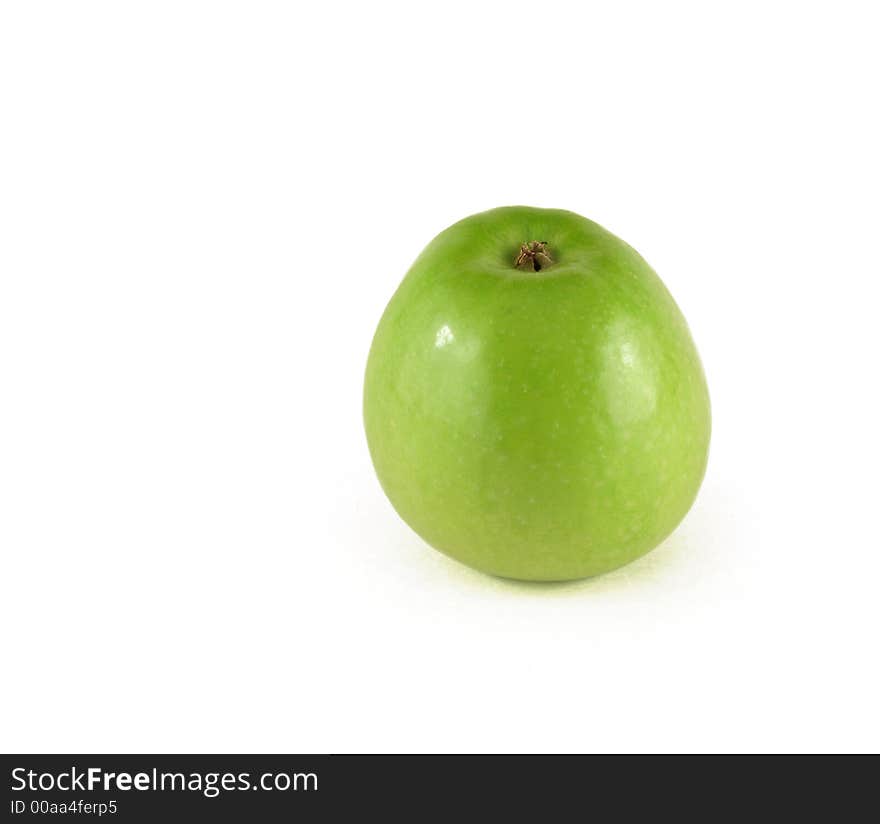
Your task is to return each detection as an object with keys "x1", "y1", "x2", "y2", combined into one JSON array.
[{"x1": 364, "y1": 206, "x2": 710, "y2": 581}]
